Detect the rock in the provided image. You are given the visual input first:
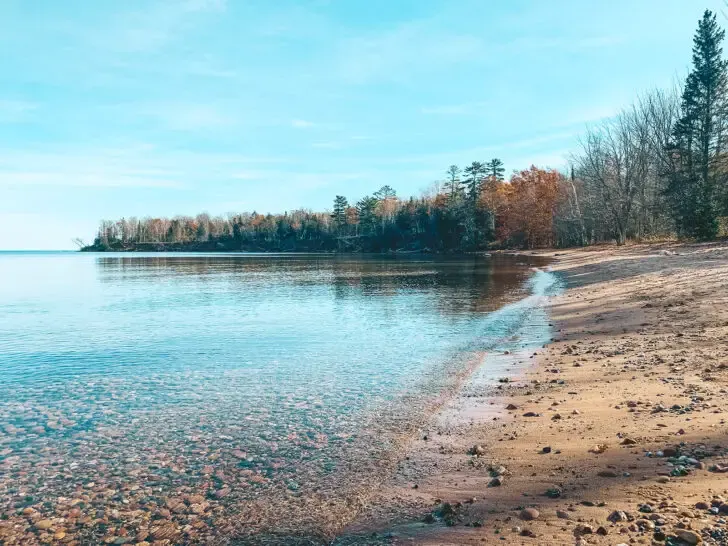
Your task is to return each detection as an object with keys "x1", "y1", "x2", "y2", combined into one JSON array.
[
  {"x1": 523, "y1": 412, "x2": 540, "y2": 417},
  {"x1": 620, "y1": 437, "x2": 637, "y2": 445},
  {"x1": 150, "y1": 523, "x2": 179, "y2": 541},
  {"x1": 675, "y1": 530, "x2": 702, "y2": 544},
  {"x1": 556, "y1": 510, "x2": 570, "y2": 520},
  {"x1": 190, "y1": 503, "x2": 207, "y2": 515},
  {"x1": 468, "y1": 445, "x2": 485, "y2": 456},
  {"x1": 596, "y1": 526, "x2": 608, "y2": 536},
  {"x1": 662, "y1": 446, "x2": 679, "y2": 457},
  {"x1": 541, "y1": 446, "x2": 552, "y2": 454},
  {"x1": 488, "y1": 476, "x2": 503, "y2": 487},
  {"x1": 35, "y1": 520, "x2": 53, "y2": 531},
  {"x1": 695, "y1": 501, "x2": 710, "y2": 510},
  {"x1": 574, "y1": 524, "x2": 594, "y2": 536},
  {"x1": 506, "y1": 404, "x2": 518, "y2": 410},
  {"x1": 598, "y1": 470, "x2": 618, "y2": 478},
  {"x1": 551, "y1": 413, "x2": 562, "y2": 420},
  {"x1": 544, "y1": 487, "x2": 562, "y2": 499},
  {"x1": 607, "y1": 510, "x2": 629, "y2": 523},
  {"x1": 520, "y1": 508, "x2": 540, "y2": 521},
  {"x1": 719, "y1": 503, "x2": 728, "y2": 515},
  {"x1": 589, "y1": 444, "x2": 608, "y2": 454},
  {"x1": 636, "y1": 519, "x2": 655, "y2": 531}
]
